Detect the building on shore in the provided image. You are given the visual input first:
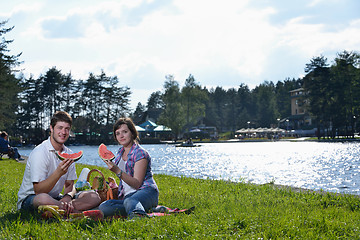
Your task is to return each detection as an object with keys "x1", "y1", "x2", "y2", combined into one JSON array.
[{"x1": 284, "y1": 88, "x2": 315, "y2": 136}]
